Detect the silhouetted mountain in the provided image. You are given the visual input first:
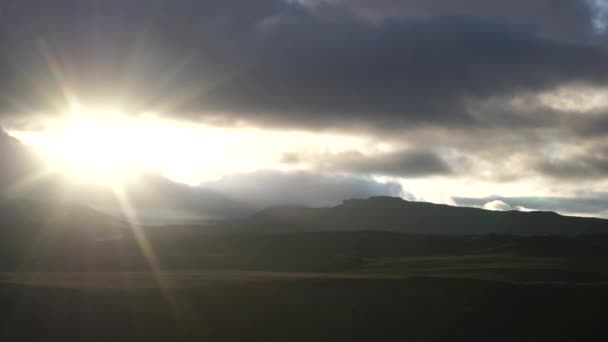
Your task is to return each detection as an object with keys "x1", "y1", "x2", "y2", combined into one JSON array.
[
  {"x1": 239, "y1": 196, "x2": 608, "y2": 235},
  {"x1": 2, "y1": 195, "x2": 608, "y2": 277},
  {"x1": 0, "y1": 129, "x2": 42, "y2": 193}
]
